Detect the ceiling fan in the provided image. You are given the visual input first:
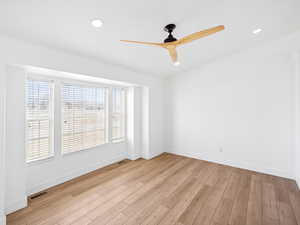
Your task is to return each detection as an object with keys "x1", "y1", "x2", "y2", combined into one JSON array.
[{"x1": 121, "y1": 24, "x2": 225, "y2": 66}]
